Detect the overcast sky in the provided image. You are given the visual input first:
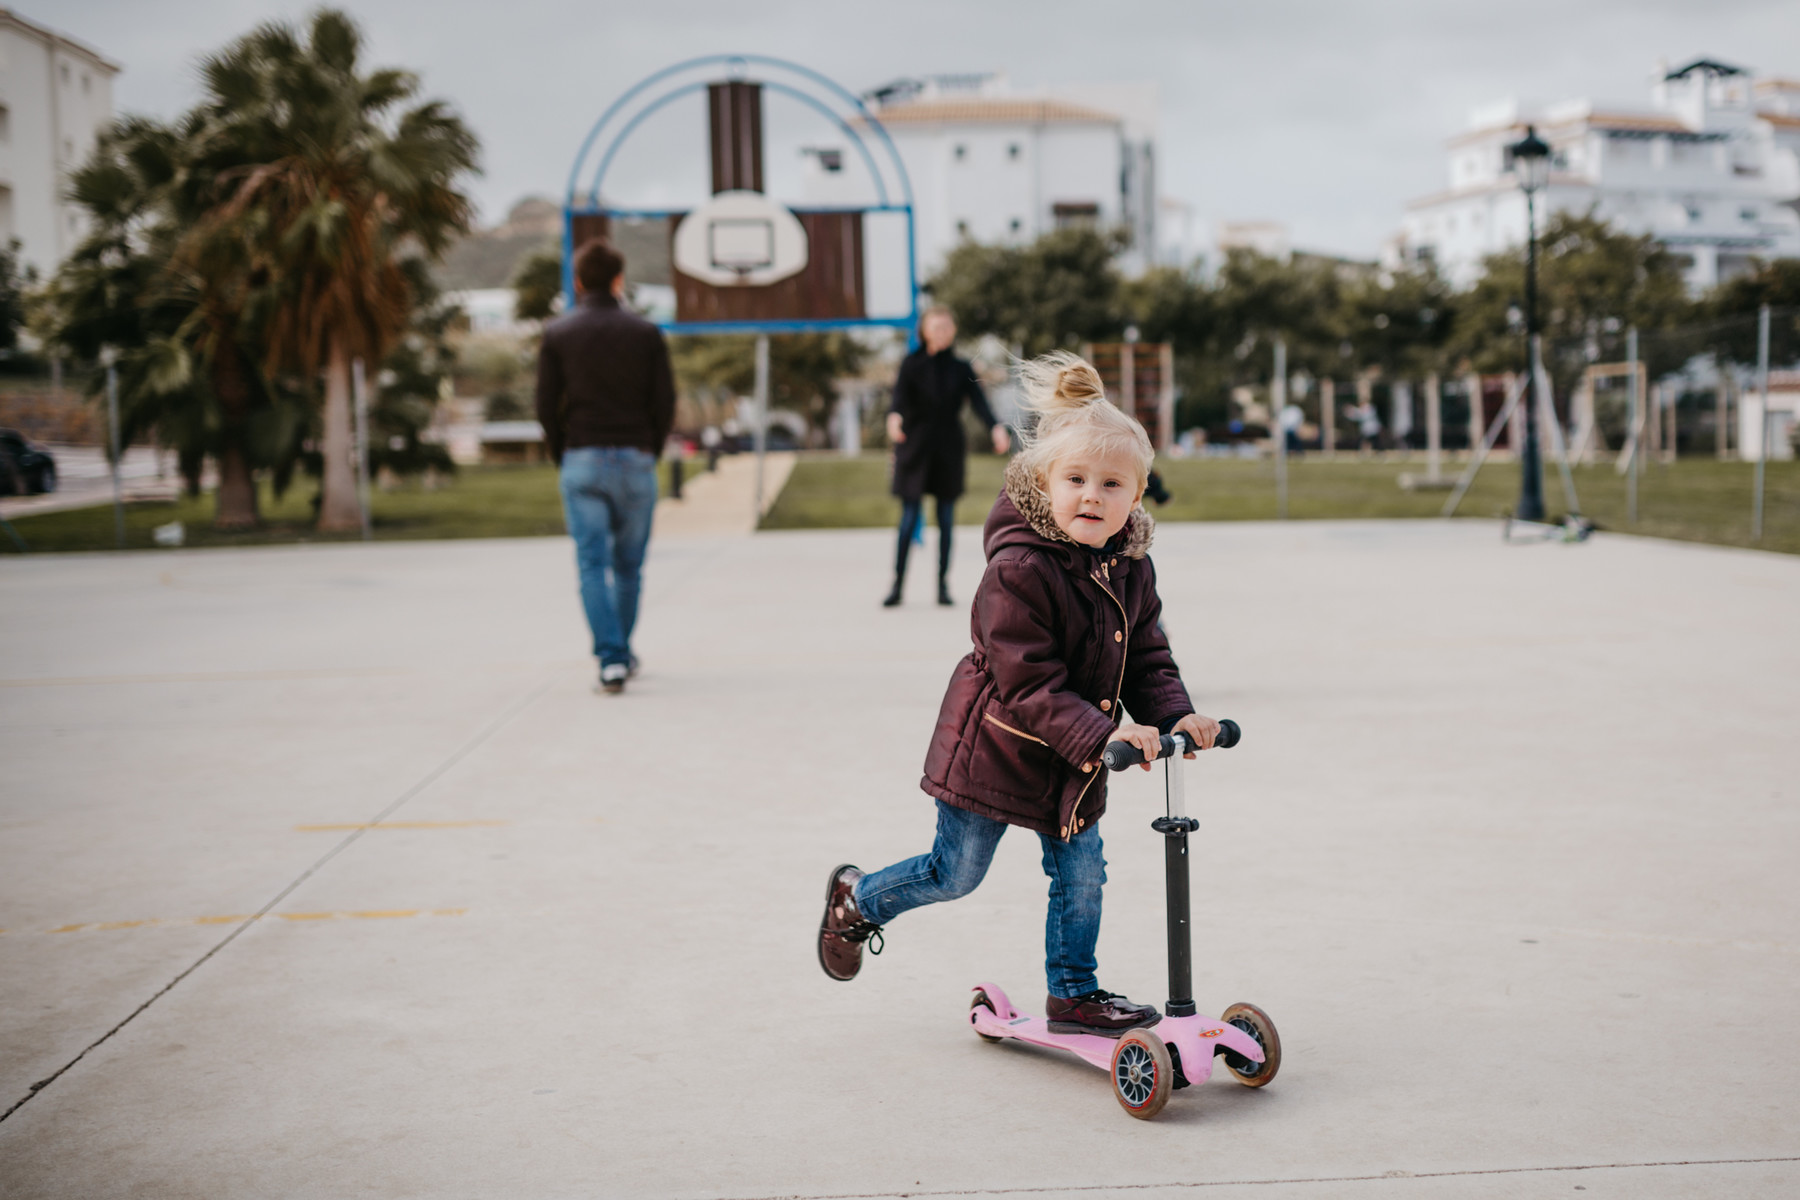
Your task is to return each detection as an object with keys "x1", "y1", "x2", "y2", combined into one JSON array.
[{"x1": 46, "y1": 0, "x2": 1800, "y2": 260}]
